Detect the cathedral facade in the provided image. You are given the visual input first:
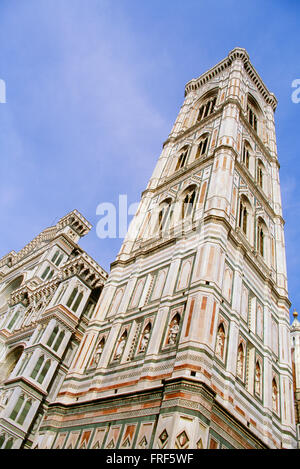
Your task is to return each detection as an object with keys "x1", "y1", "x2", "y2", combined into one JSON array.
[{"x1": 0, "y1": 48, "x2": 298, "y2": 449}]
